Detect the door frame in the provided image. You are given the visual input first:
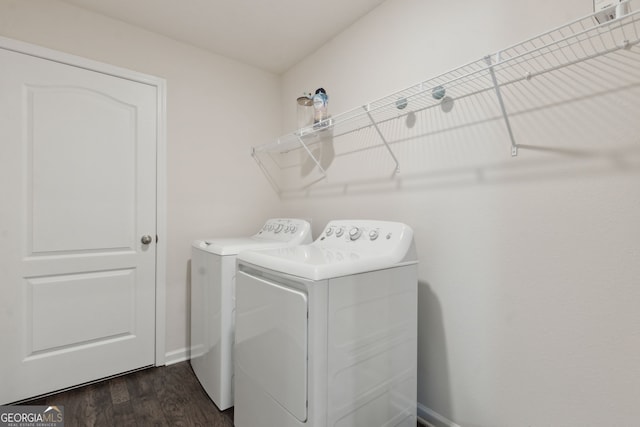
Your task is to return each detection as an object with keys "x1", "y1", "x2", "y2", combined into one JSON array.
[{"x1": 0, "y1": 35, "x2": 168, "y2": 366}]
